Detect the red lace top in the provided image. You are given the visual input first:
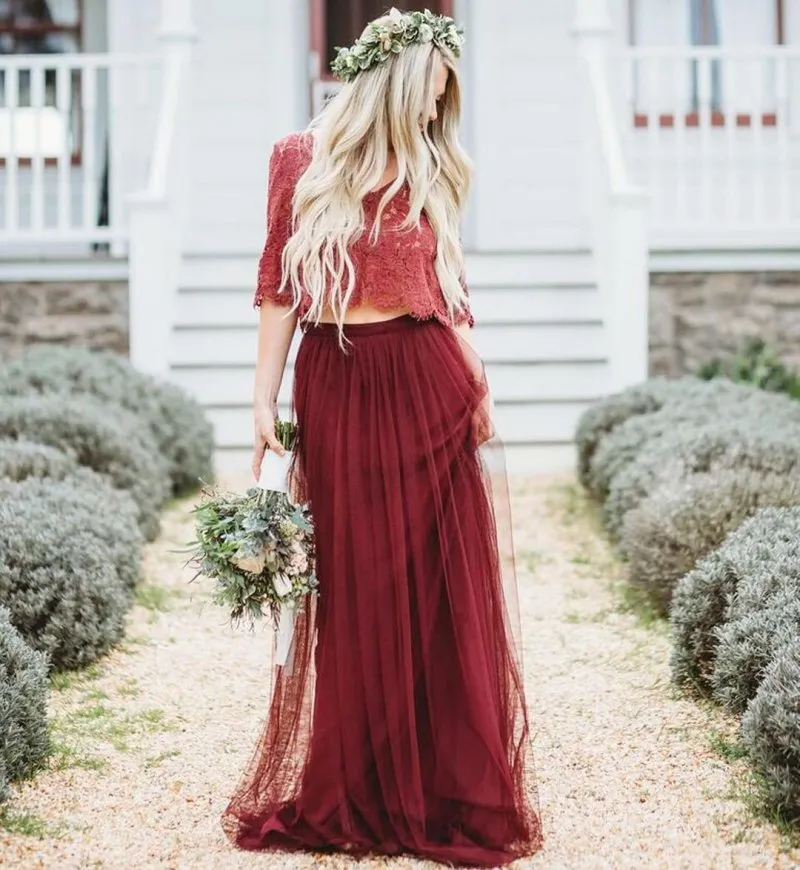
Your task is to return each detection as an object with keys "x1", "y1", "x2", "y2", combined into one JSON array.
[{"x1": 253, "y1": 132, "x2": 473, "y2": 328}]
